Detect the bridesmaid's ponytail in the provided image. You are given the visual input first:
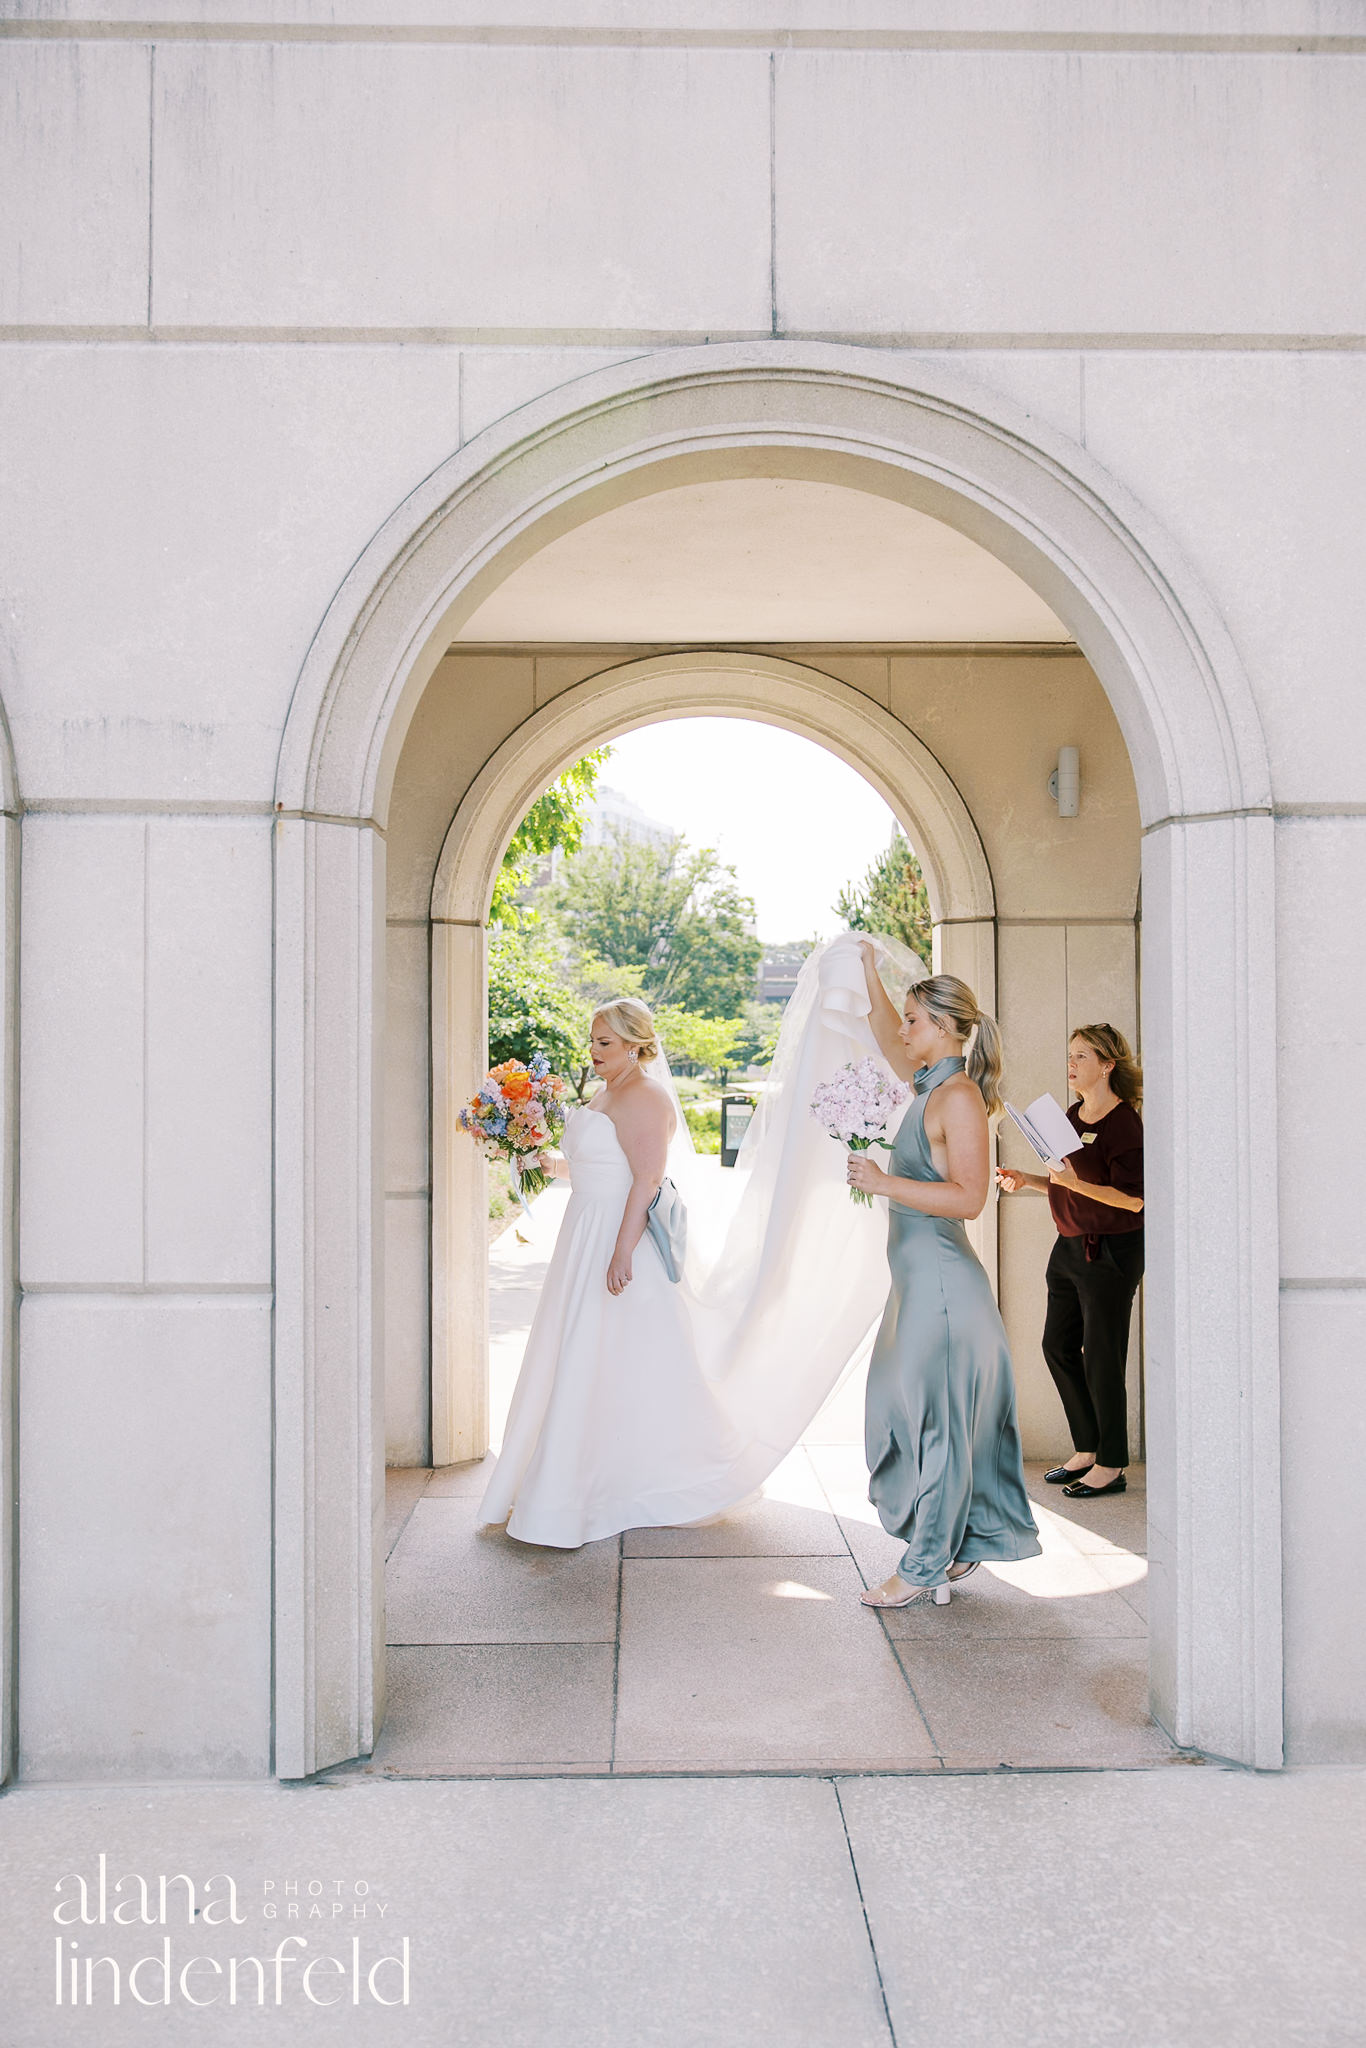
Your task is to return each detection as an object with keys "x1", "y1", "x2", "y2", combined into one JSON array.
[
  {"x1": 914, "y1": 975, "x2": 1005, "y2": 1116},
  {"x1": 967, "y1": 1011, "x2": 1005, "y2": 1118}
]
